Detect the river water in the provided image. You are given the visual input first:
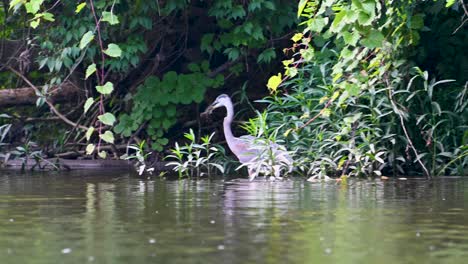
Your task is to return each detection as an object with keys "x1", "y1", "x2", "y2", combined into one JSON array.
[{"x1": 0, "y1": 171, "x2": 467, "y2": 264}]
